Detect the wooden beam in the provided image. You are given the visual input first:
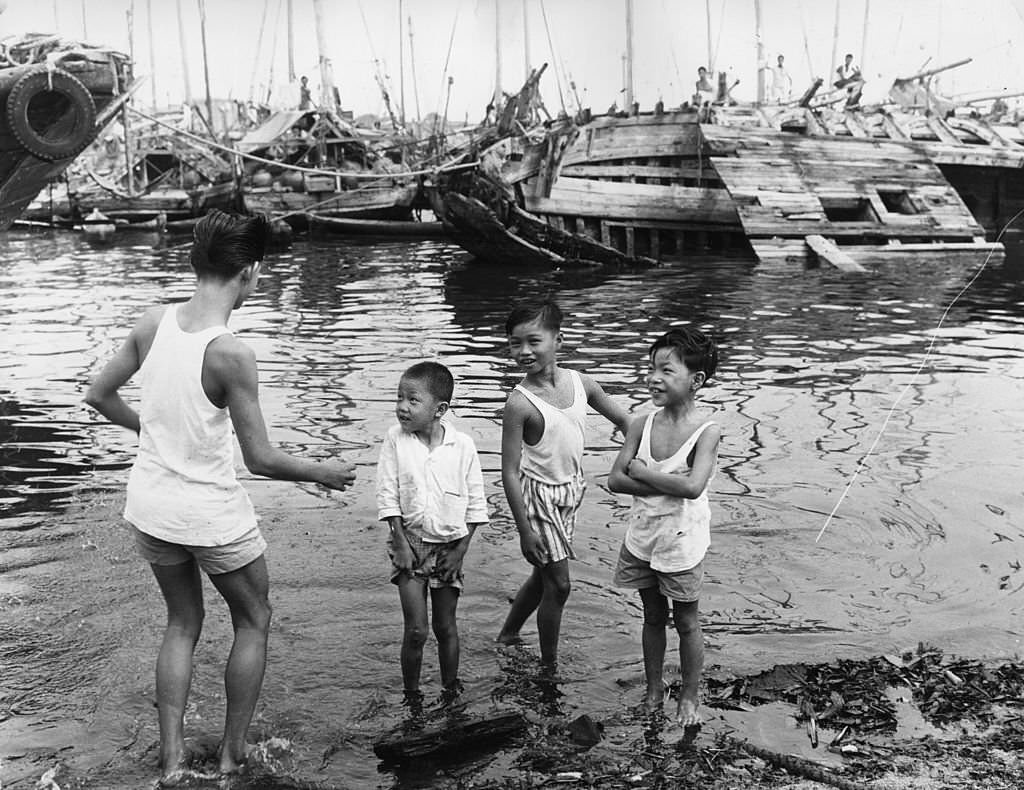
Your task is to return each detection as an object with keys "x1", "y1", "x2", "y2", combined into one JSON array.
[{"x1": 805, "y1": 234, "x2": 869, "y2": 272}]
